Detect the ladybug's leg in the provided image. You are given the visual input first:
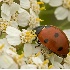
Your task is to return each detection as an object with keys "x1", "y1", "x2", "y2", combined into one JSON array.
[
  {"x1": 33, "y1": 37, "x2": 41, "y2": 48},
  {"x1": 35, "y1": 40, "x2": 41, "y2": 48}
]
